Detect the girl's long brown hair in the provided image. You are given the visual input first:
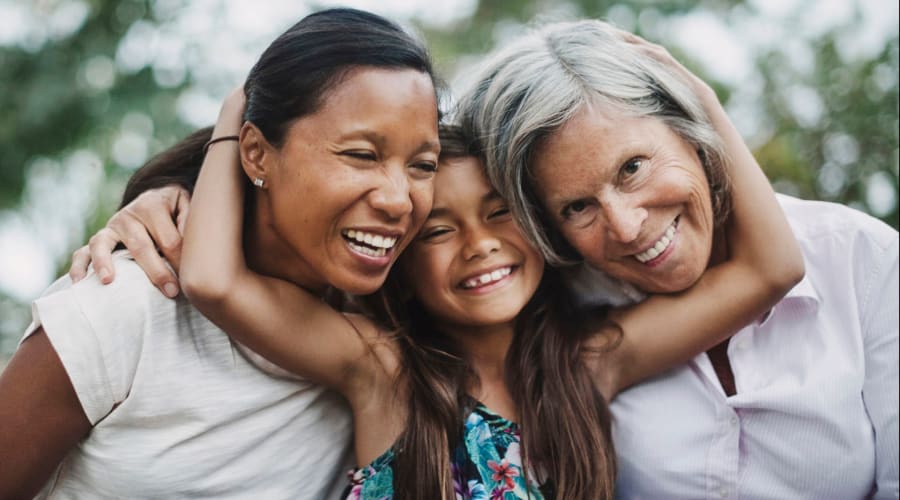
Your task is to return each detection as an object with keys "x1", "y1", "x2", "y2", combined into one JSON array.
[{"x1": 359, "y1": 125, "x2": 618, "y2": 500}]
